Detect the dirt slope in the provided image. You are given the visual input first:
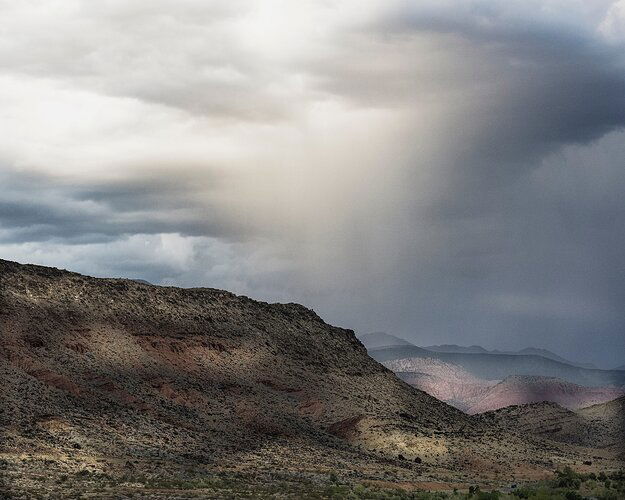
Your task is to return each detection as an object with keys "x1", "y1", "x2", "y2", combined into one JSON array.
[
  {"x1": 384, "y1": 358, "x2": 496, "y2": 412},
  {"x1": 1, "y1": 258, "x2": 590, "y2": 496},
  {"x1": 577, "y1": 397, "x2": 625, "y2": 457},
  {"x1": 477, "y1": 397, "x2": 625, "y2": 458},
  {"x1": 467, "y1": 376, "x2": 624, "y2": 414},
  {"x1": 382, "y1": 359, "x2": 622, "y2": 414},
  {"x1": 2, "y1": 259, "x2": 622, "y2": 497}
]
